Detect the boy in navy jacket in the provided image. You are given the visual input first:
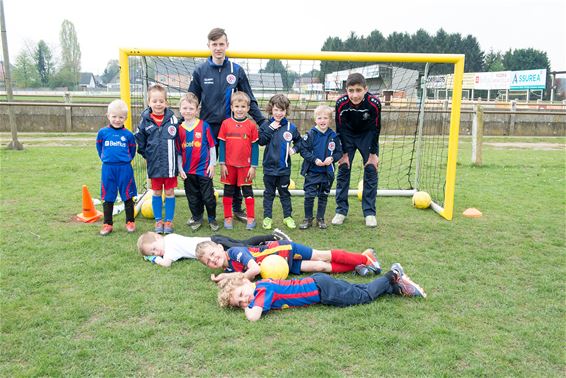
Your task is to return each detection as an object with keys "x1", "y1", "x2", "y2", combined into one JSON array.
[
  {"x1": 298, "y1": 105, "x2": 342, "y2": 229},
  {"x1": 96, "y1": 99, "x2": 137, "y2": 235},
  {"x1": 258, "y1": 94, "x2": 302, "y2": 230},
  {"x1": 135, "y1": 84, "x2": 181, "y2": 234}
]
